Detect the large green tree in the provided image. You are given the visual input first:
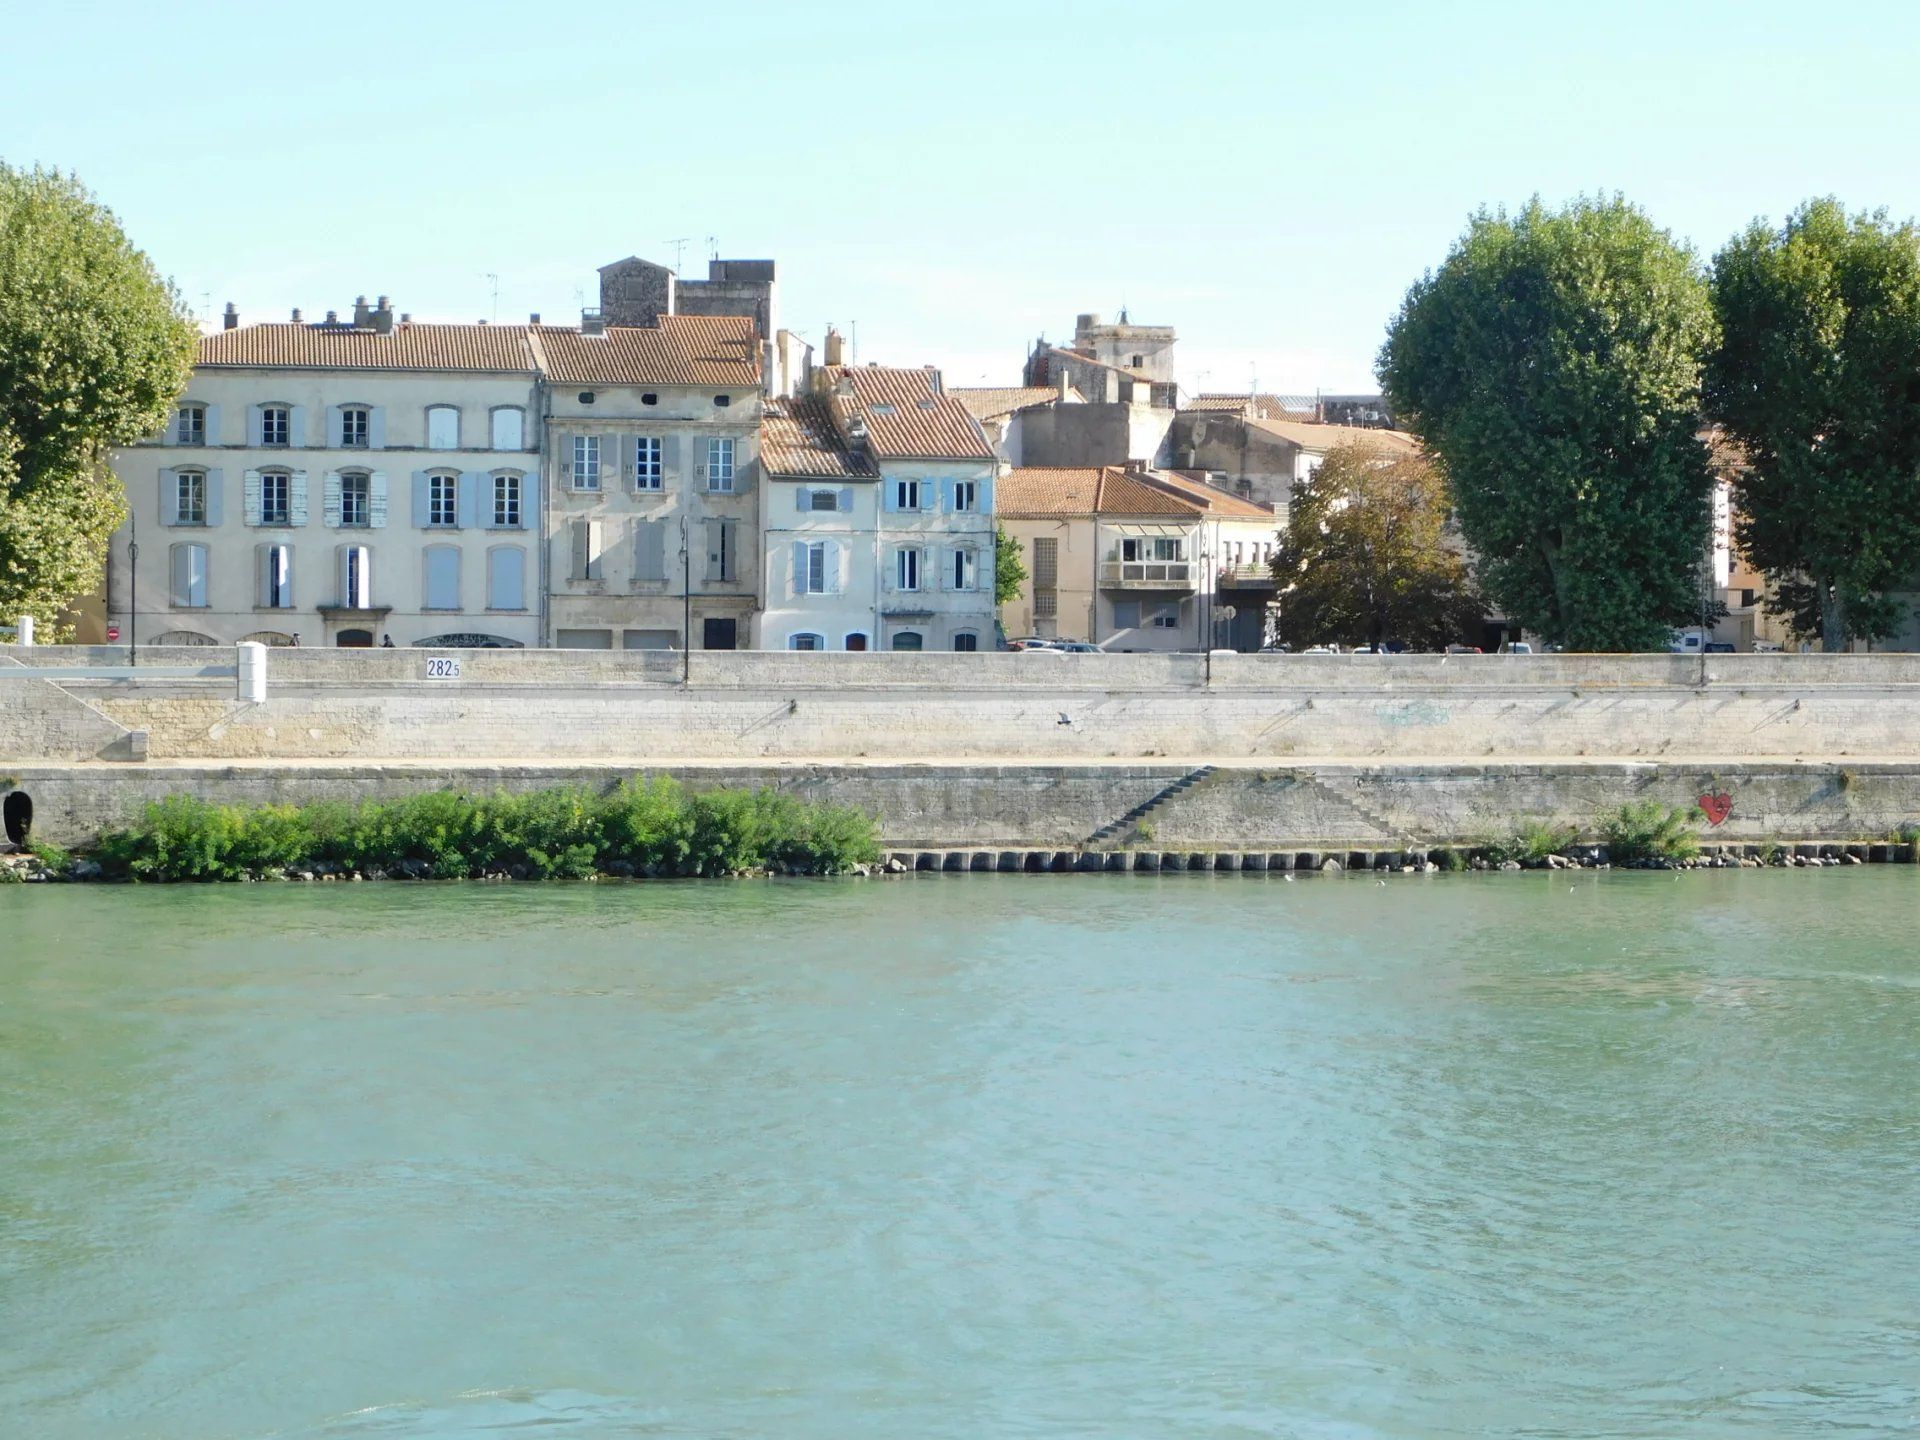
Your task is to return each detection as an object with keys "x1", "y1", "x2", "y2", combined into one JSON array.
[
  {"x1": 1273, "y1": 440, "x2": 1484, "y2": 651},
  {"x1": 0, "y1": 165, "x2": 196, "y2": 634},
  {"x1": 1706, "y1": 198, "x2": 1920, "y2": 651},
  {"x1": 993, "y1": 523, "x2": 1027, "y2": 606},
  {"x1": 1379, "y1": 195, "x2": 1718, "y2": 651}
]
